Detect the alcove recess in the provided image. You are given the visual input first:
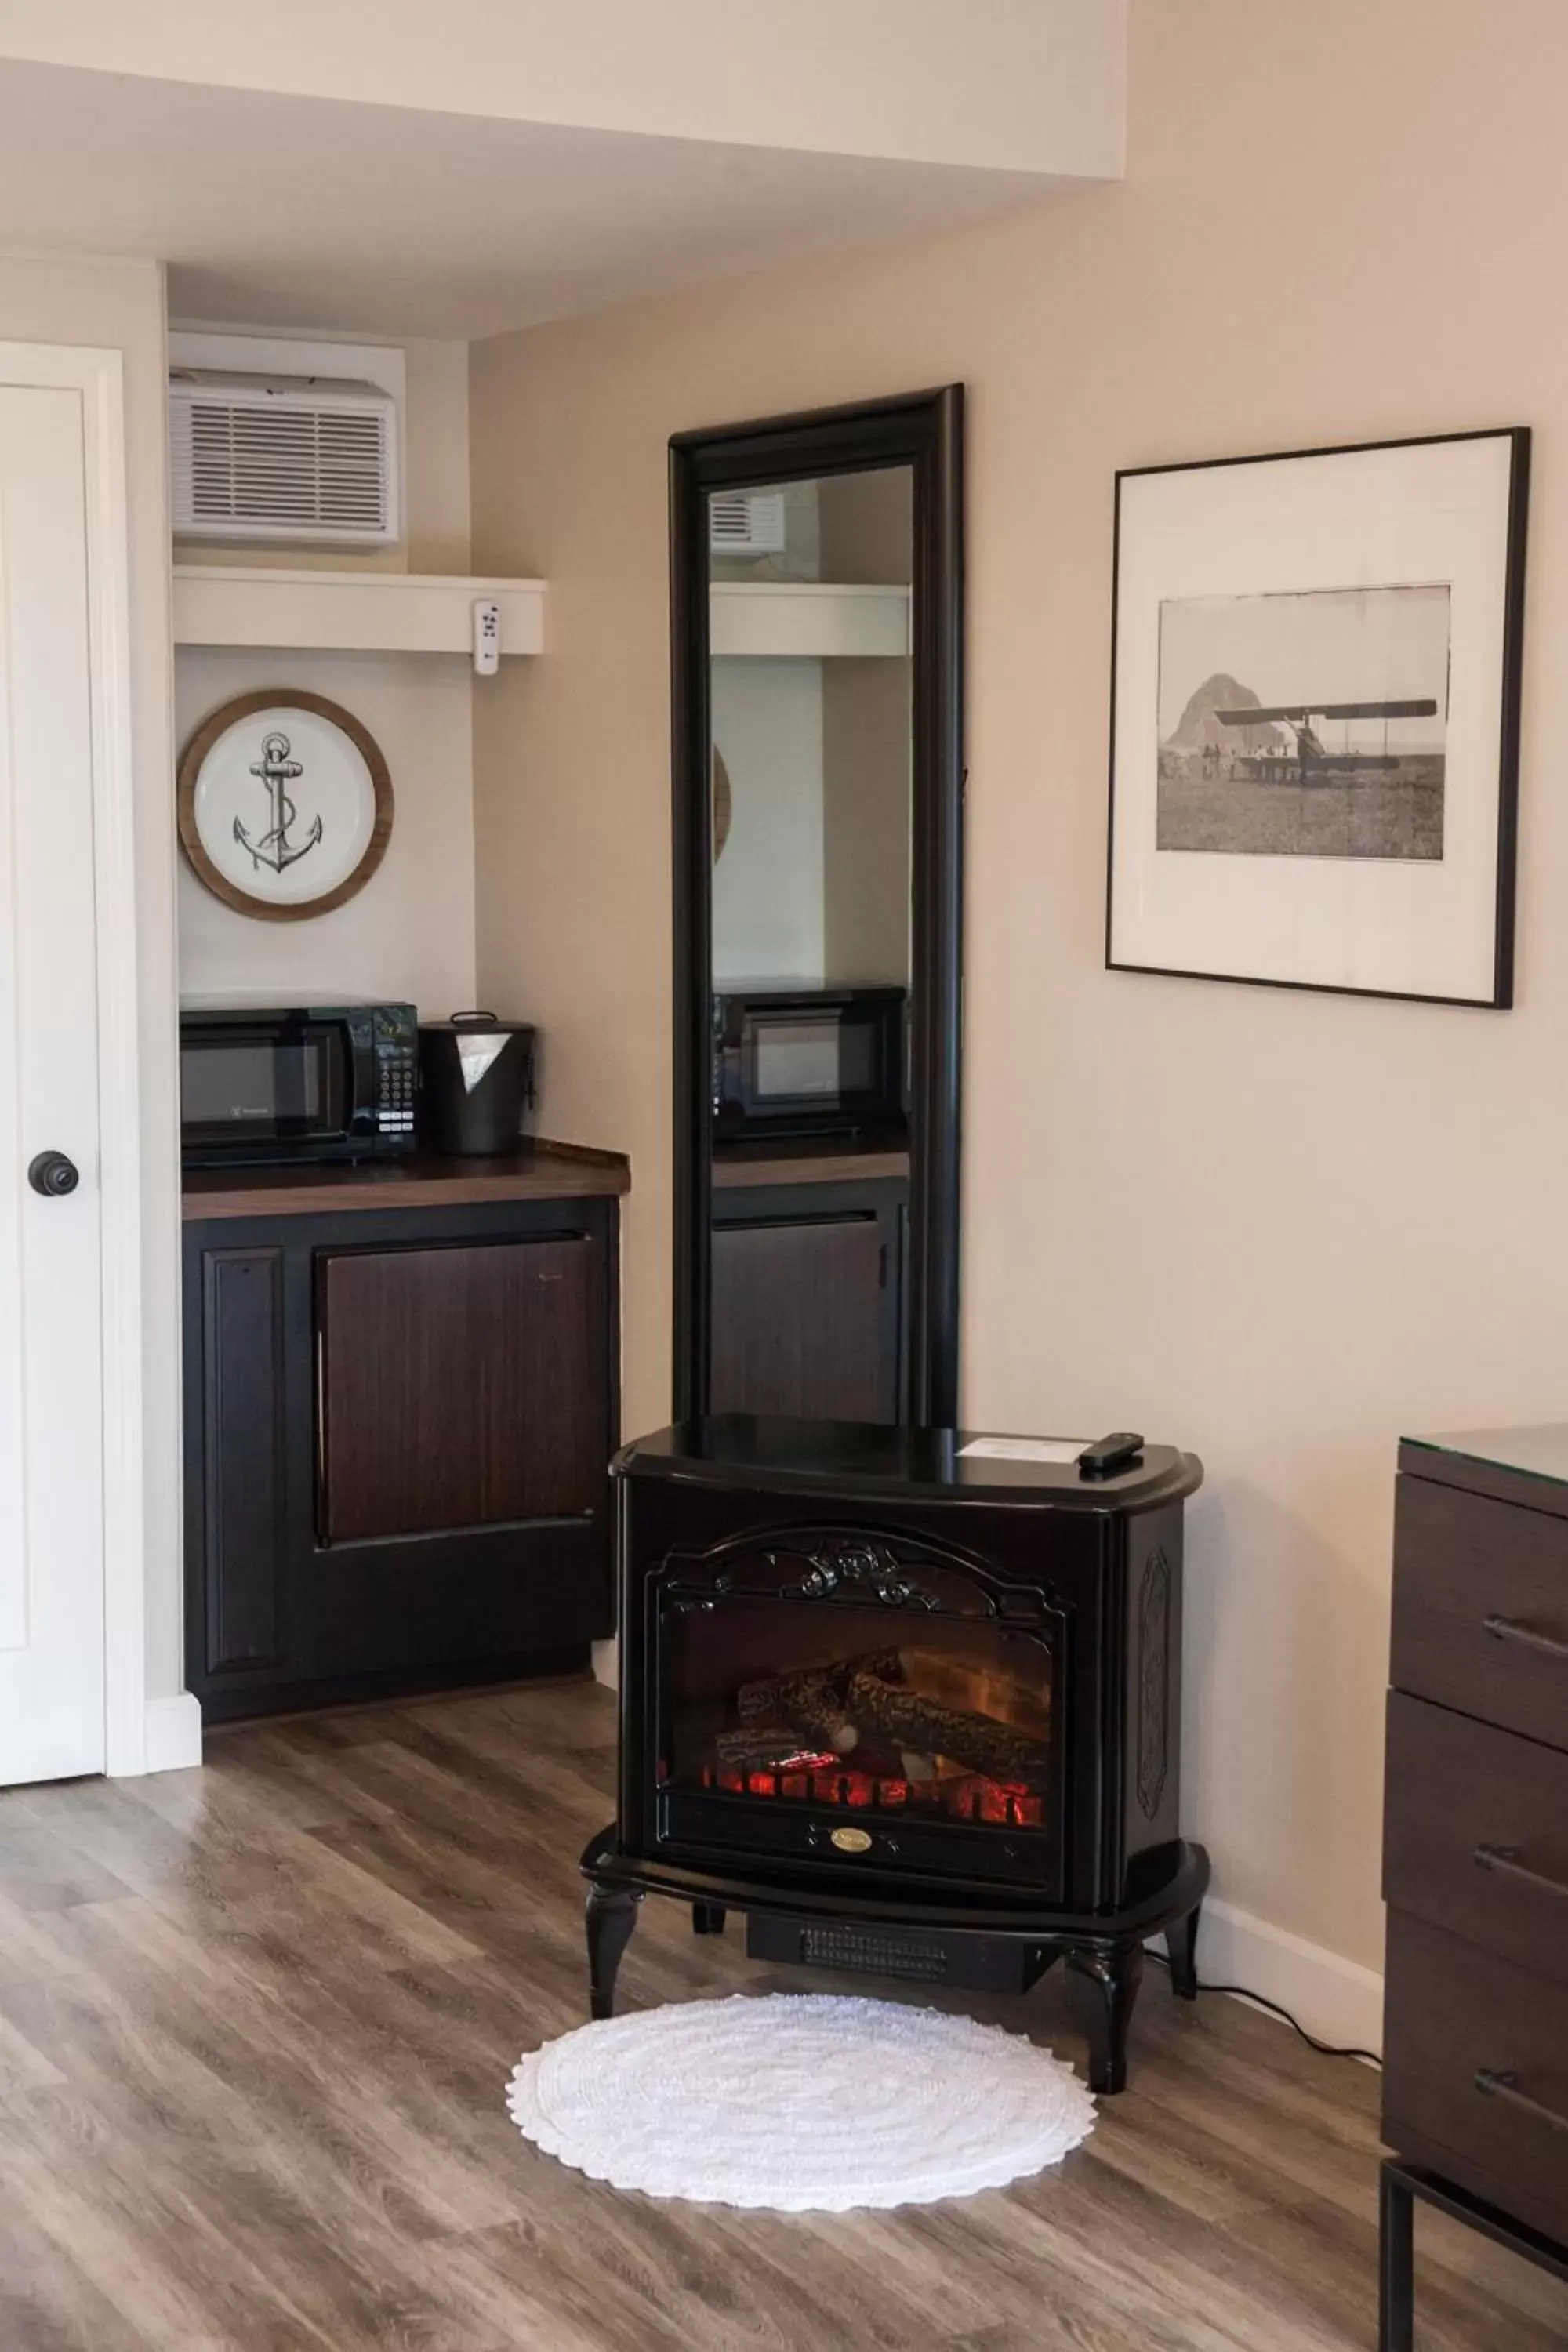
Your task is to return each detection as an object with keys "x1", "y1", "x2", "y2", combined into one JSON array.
[{"x1": 171, "y1": 567, "x2": 548, "y2": 1015}]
